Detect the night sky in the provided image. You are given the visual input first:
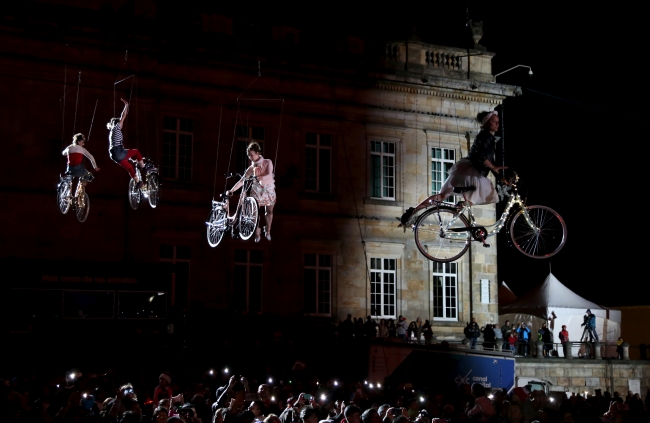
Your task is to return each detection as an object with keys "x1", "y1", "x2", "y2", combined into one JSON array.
[{"x1": 274, "y1": 3, "x2": 645, "y2": 306}]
